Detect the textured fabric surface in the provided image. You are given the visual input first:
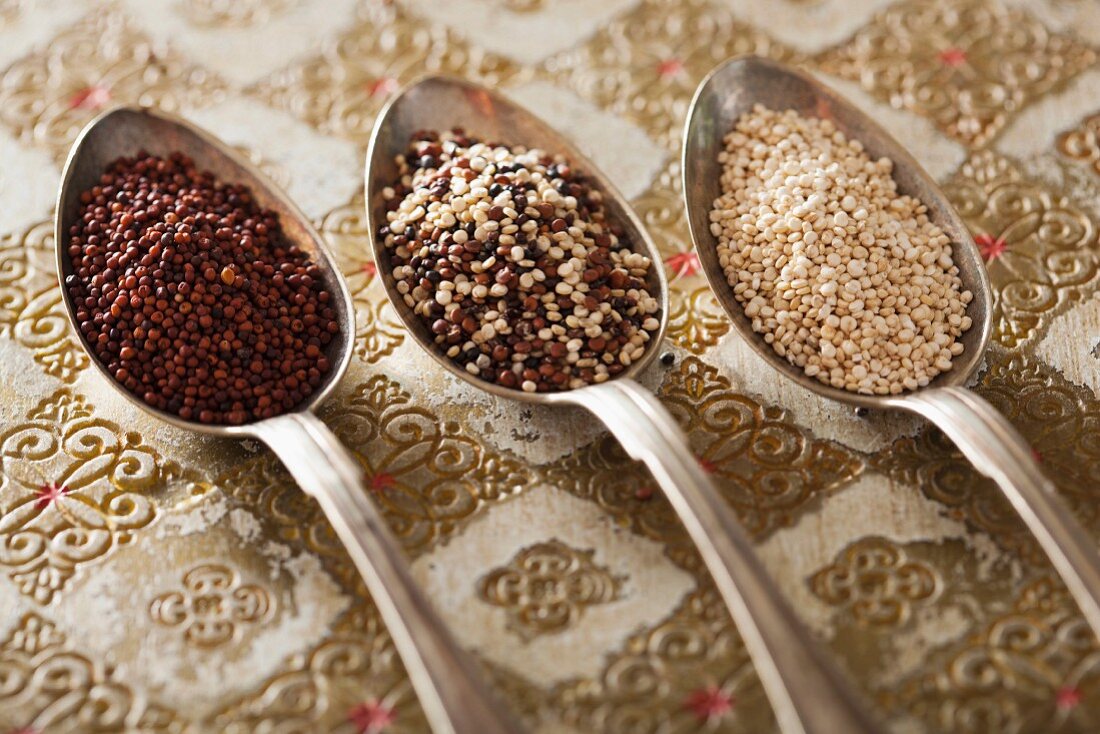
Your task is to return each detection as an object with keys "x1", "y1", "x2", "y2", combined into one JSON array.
[{"x1": 1, "y1": 1, "x2": 1099, "y2": 732}]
